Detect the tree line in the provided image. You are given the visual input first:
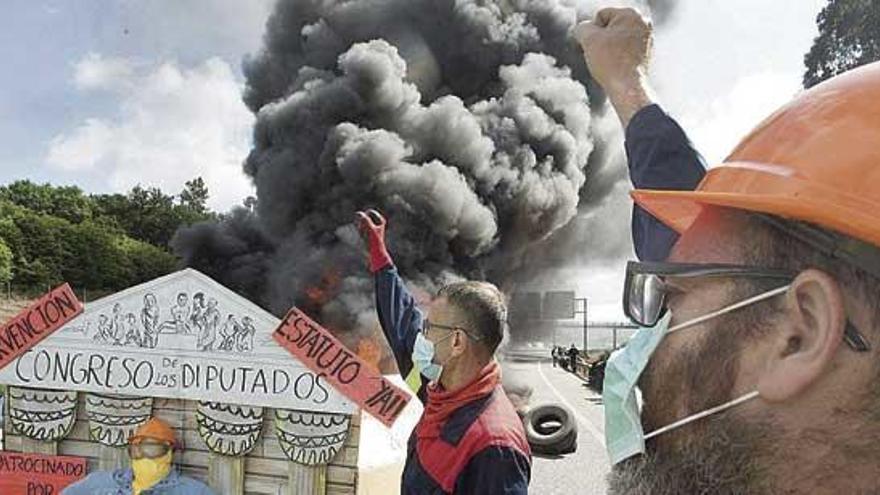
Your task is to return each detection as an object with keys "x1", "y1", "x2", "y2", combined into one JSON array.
[{"x1": 0, "y1": 179, "x2": 216, "y2": 293}]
